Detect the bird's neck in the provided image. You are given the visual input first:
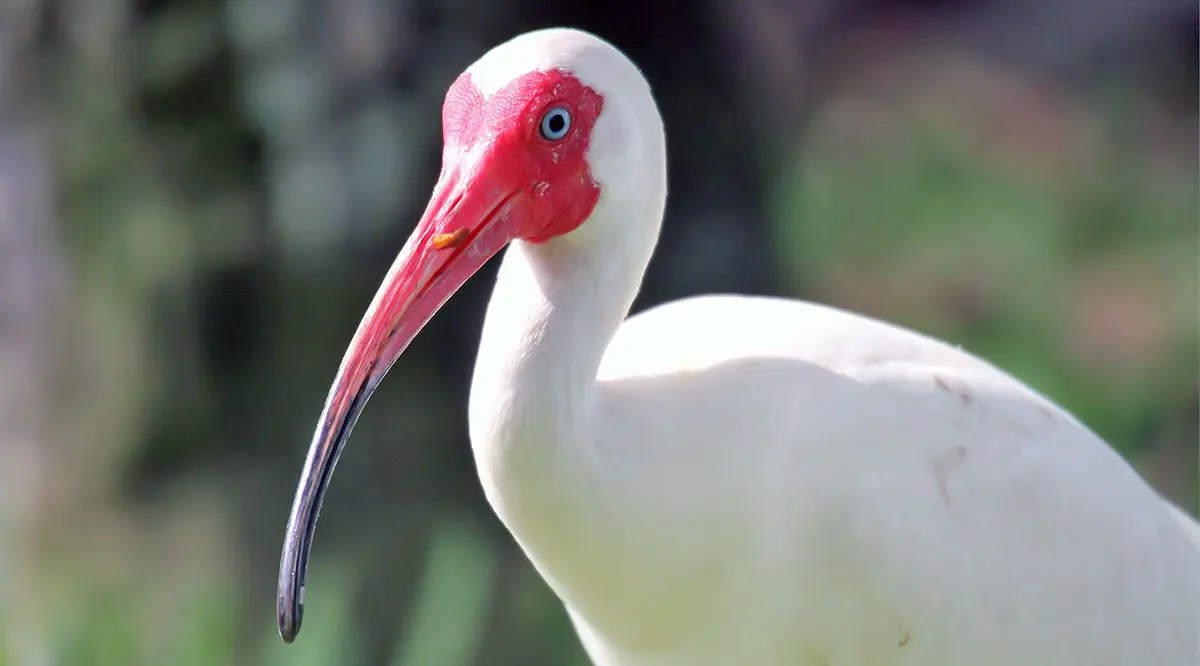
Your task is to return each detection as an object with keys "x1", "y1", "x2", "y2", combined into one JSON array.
[
  {"x1": 467, "y1": 214, "x2": 655, "y2": 566},
  {"x1": 470, "y1": 235, "x2": 640, "y2": 482}
]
